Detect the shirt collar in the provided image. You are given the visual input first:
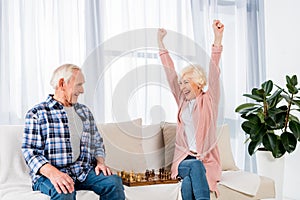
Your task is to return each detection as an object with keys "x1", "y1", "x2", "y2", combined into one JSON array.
[
  {"x1": 46, "y1": 94, "x2": 80, "y2": 110},
  {"x1": 46, "y1": 94, "x2": 64, "y2": 109}
]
